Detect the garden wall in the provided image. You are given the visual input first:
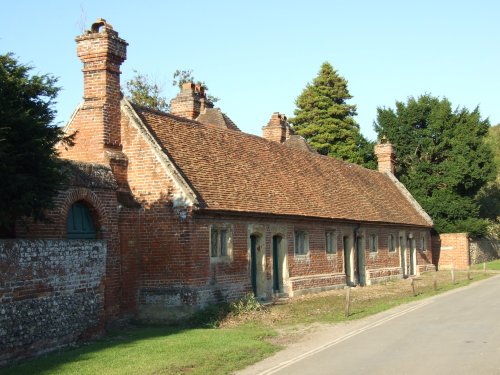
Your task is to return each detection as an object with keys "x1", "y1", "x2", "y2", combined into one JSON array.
[
  {"x1": 0, "y1": 239, "x2": 106, "y2": 366},
  {"x1": 469, "y1": 238, "x2": 500, "y2": 264}
]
